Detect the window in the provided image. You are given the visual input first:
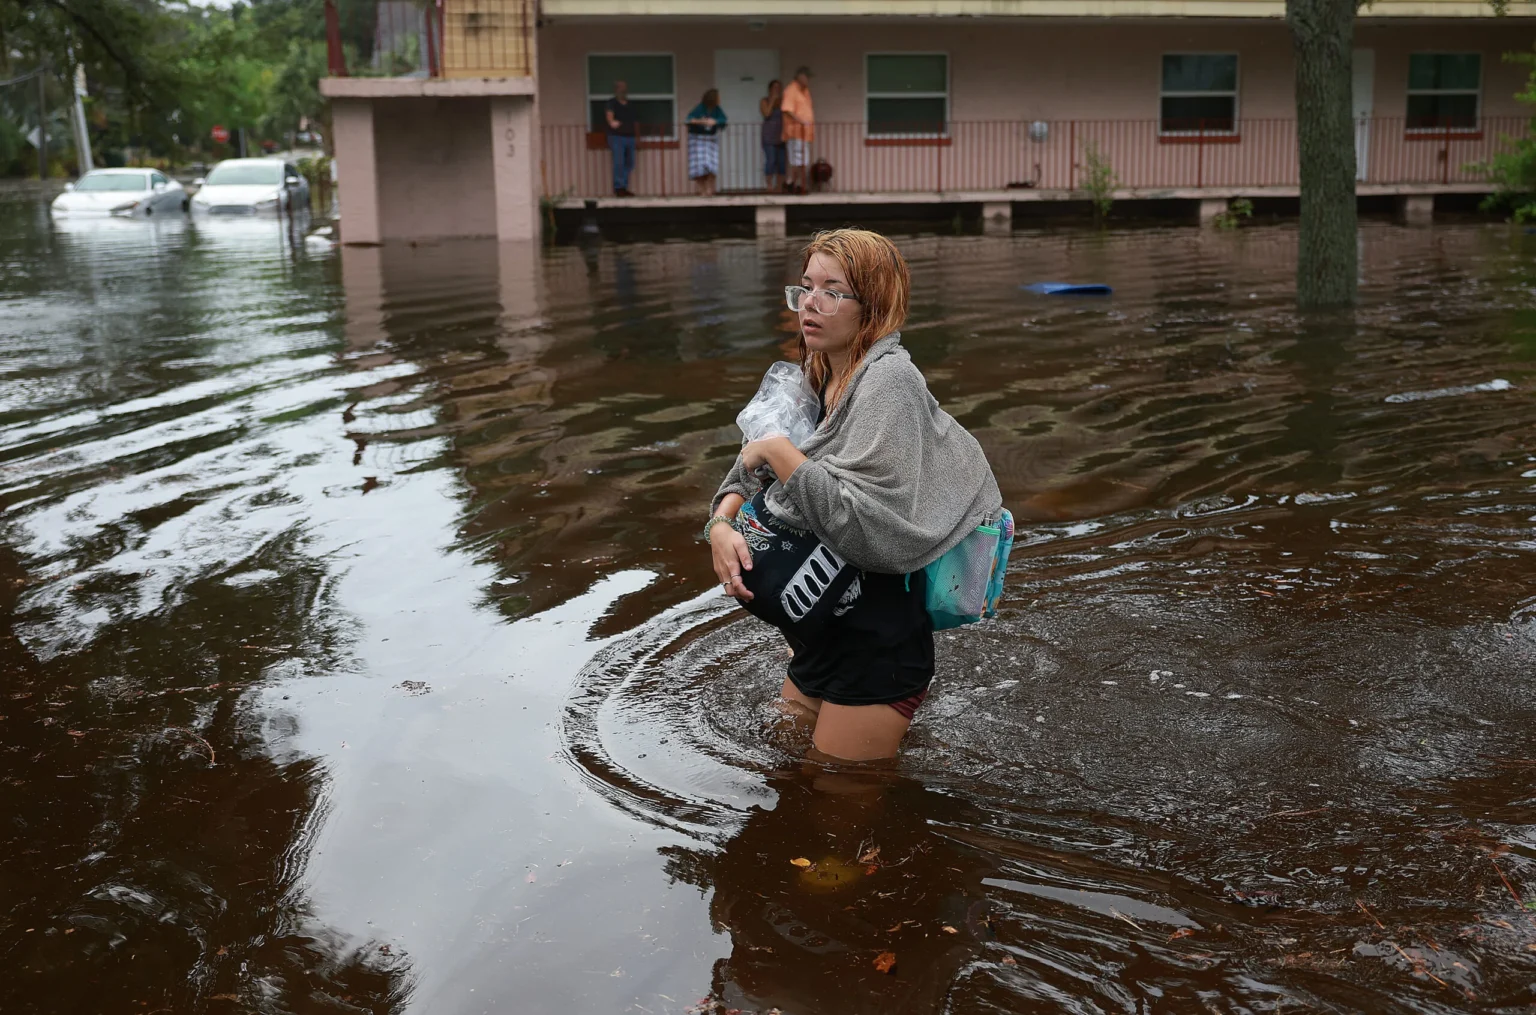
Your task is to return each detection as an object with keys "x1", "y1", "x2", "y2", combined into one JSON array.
[
  {"x1": 74, "y1": 173, "x2": 146, "y2": 192},
  {"x1": 1160, "y1": 54, "x2": 1238, "y2": 134},
  {"x1": 866, "y1": 53, "x2": 948, "y2": 138},
  {"x1": 205, "y1": 162, "x2": 282, "y2": 186},
  {"x1": 587, "y1": 54, "x2": 675, "y2": 139},
  {"x1": 1407, "y1": 53, "x2": 1480, "y2": 131},
  {"x1": 151, "y1": 172, "x2": 170, "y2": 188}
]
